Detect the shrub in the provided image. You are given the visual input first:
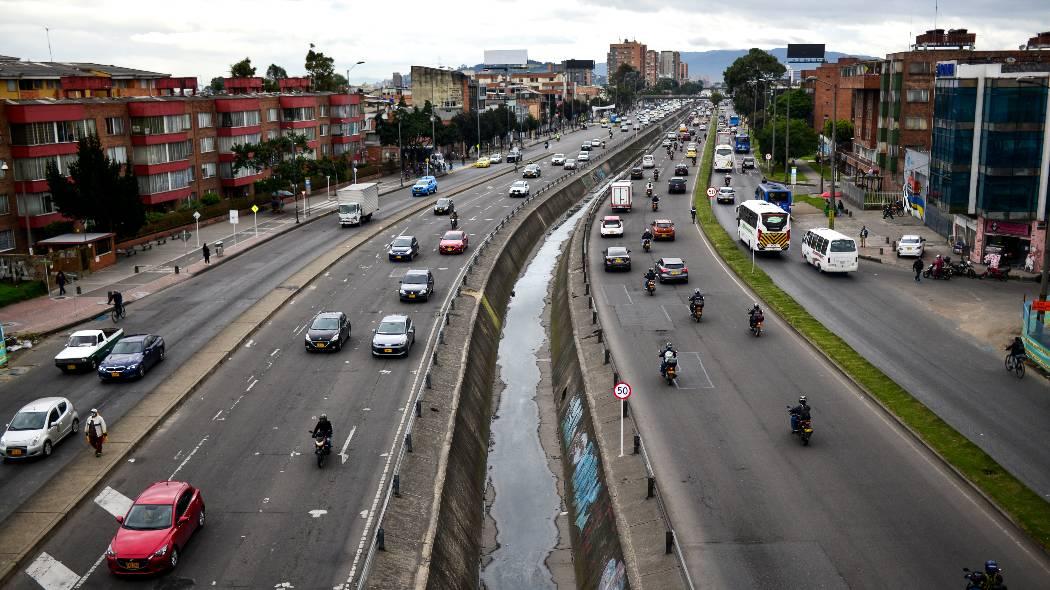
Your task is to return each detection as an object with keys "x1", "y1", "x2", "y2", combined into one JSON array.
[{"x1": 201, "y1": 192, "x2": 221, "y2": 206}]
